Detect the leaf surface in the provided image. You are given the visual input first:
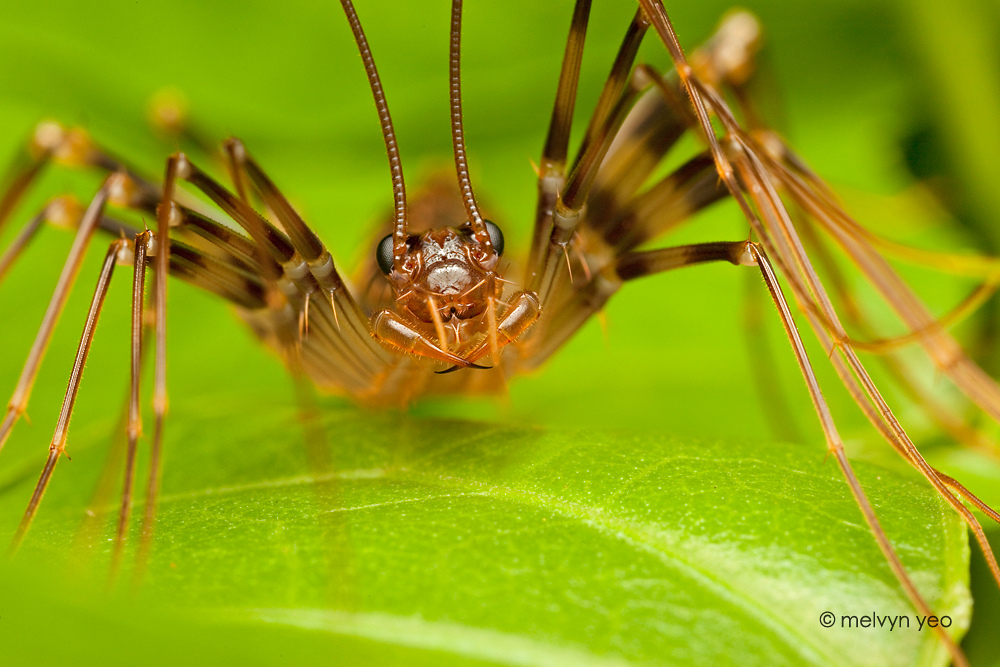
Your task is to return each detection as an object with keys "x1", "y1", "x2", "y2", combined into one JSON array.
[{"x1": 0, "y1": 405, "x2": 970, "y2": 666}]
